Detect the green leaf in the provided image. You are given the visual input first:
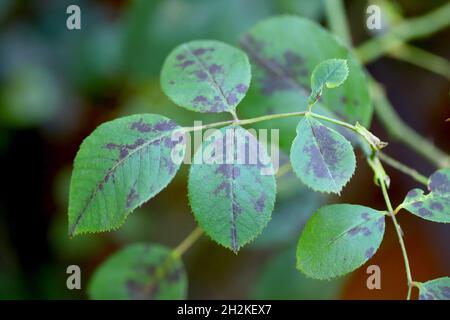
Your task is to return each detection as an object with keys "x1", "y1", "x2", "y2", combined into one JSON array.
[
  {"x1": 88, "y1": 243, "x2": 187, "y2": 300},
  {"x1": 252, "y1": 246, "x2": 345, "y2": 299},
  {"x1": 239, "y1": 16, "x2": 371, "y2": 151},
  {"x1": 290, "y1": 115, "x2": 356, "y2": 193},
  {"x1": 309, "y1": 59, "x2": 349, "y2": 105},
  {"x1": 297, "y1": 204, "x2": 385, "y2": 280},
  {"x1": 68, "y1": 114, "x2": 186, "y2": 236},
  {"x1": 161, "y1": 40, "x2": 251, "y2": 114},
  {"x1": 419, "y1": 277, "x2": 450, "y2": 300},
  {"x1": 400, "y1": 169, "x2": 450, "y2": 223},
  {"x1": 188, "y1": 126, "x2": 276, "y2": 253}
]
